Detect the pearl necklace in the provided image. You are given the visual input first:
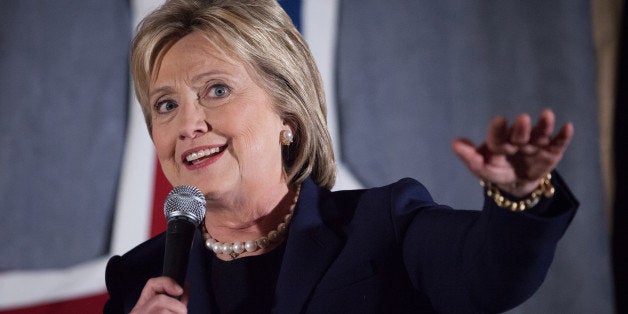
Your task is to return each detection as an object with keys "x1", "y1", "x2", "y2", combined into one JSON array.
[{"x1": 200, "y1": 186, "x2": 299, "y2": 259}]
